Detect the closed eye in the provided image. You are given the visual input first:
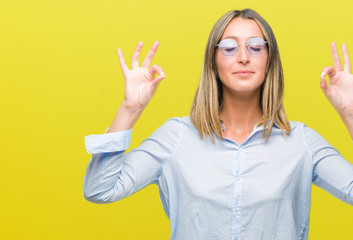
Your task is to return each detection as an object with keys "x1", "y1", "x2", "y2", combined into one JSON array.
[
  {"x1": 224, "y1": 47, "x2": 237, "y2": 52},
  {"x1": 248, "y1": 45, "x2": 264, "y2": 51}
]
